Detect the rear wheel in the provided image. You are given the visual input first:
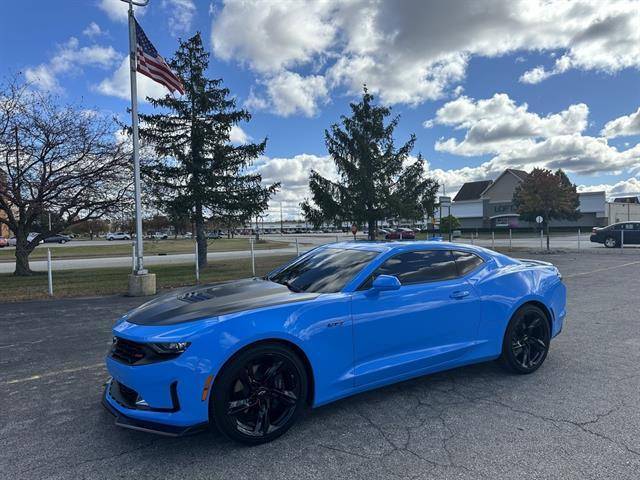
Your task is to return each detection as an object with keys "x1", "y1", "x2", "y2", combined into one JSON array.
[
  {"x1": 500, "y1": 305, "x2": 550, "y2": 374},
  {"x1": 604, "y1": 236, "x2": 617, "y2": 248},
  {"x1": 211, "y1": 344, "x2": 308, "y2": 445}
]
